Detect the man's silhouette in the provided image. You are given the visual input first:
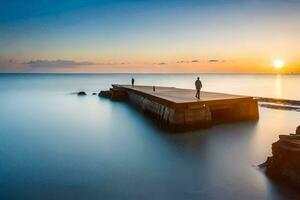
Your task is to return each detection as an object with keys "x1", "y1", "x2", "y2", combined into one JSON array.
[
  {"x1": 131, "y1": 78, "x2": 135, "y2": 88},
  {"x1": 195, "y1": 77, "x2": 202, "y2": 99}
]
